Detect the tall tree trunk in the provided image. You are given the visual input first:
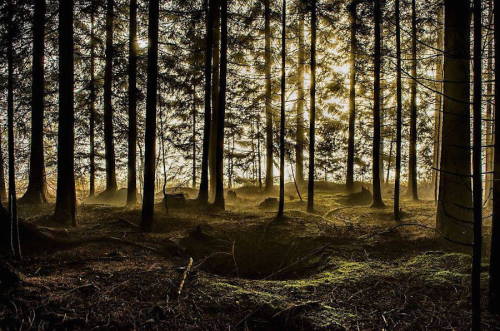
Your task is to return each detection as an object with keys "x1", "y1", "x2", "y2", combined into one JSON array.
[
  {"x1": 379, "y1": 0, "x2": 385, "y2": 185},
  {"x1": 6, "y1": 0, "x2": 21, "y2": 258},
  {"x1": 54, "y1": 0, "x2": 76, "y2": 226},
  {"x1": 371, "y1": 0, "x2": 384, "y2": 208},
  {"x1": 22, "y1": 0, "x2": 47, "y2": 205},
  {"x1": 432, "y1": 4, "x2": 444, "y2": 202},
  {"x1": 192, "y1": 86, "x2": 197, "y2": 189},
  {"x1": 103, "y1": 0, "x2": 117, "y2": 194},
  {"x1": 295, "y1": 4, "x2": 305, "y2": 186},
  {"x1": 213, "y1": 0, "x2": 227, "y2": 210},
  {"x1": 485, "y1": 1, "x2": 494, "y2": 209},
  {"x1": 198, "y1": 0, "x2": 216, "y2": 204},
  {"x1": 489, "y1": 0, "x2": 500, "y2": 314},
  {"x1": 346, "y1": 0, "x2": 357, "y2": 192},
  {"x1": 141, "y1": 0, "x2": 159, "y2": 232},
  {"x1": 394, "y1": 0, "x2": 402, "y2": 221},
  {"x1": 307, "y1": 0, "x2": 317, "y2": 213},
  {"x1": 0, "y1": 130, "x2": 6, "y2": 204},
  {"x1": 264, "y1": 0, "x2": 274, "y2": 193},
  {"x1": 209, "y1": 4, "x2": 221, "y2": 199},
  {"x1": 471, "y1": 0, "x2": 483, "y2": 327},
  {"x1": 277, "y1": 0, "x2": 287, "y2": 218},
  {"x1": 257, "y1": 114, "x2": 263, "y2": 190},
  {"x1": 437, "y1": 0, "x2": 472, "y2": 242},
  {"x1": 407, "y1": 0, "x2": 419, "y2": 200},
  {"x1": 127, "y1": 0, "x2": 138, "y2": 207},
  {"x1": 89, "y1": 6, "x2": 96, "y2": 198}
]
